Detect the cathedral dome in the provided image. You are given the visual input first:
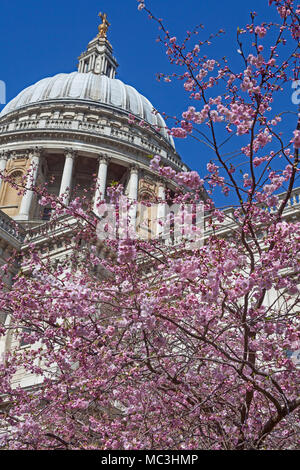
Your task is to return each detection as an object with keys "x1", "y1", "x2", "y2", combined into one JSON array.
[
  {"x1": 0, "y1": 13, "x2": 190, "y2": 228},
  {"x1": 0, "y1": 72, "x2": 175, "y2": 148}
]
